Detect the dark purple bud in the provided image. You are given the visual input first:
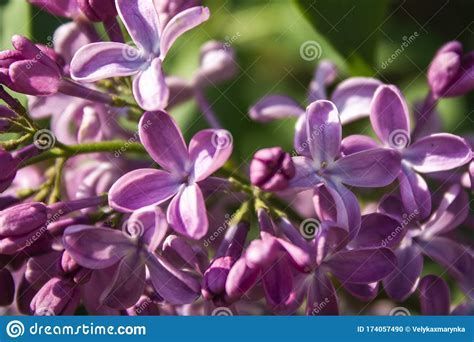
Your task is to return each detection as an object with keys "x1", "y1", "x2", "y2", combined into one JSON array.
[
  {"x1": 194, "y1": 41, "x2": 237, "y2": 87},
  {"x1": 76, "y1": 0, "x2": 117, "y2": 22},
  {"x1": 0, "y1": 149, "x2": 18, "y2": 193},
  {"x1": 202, "y1": 221, "x2": 249, "y2": 300},
  {"x1": 0, "y1": 35, "x2": 62, "y2": 96},
  {"x1": 0, "y1": 268, "x2": 14, "y2": 306},
  {"x1": 30, "y1": 277, "x2": 80, "y2": 315},
  {"x1": 428, "y1": 41, "x2": 474, "y2": 98},
  {"x1": 250, "y1": 147, "x2": 295, "y2": 191},
  {"x1": 28, "y1": 0, "x2": 81, "y2": 19},
  {"x1": 0, "y1": 105, "x2": 15, "y2": 132},
  {"x1": 61, "y1": 250, "x2": 79, "y2": 274}
]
